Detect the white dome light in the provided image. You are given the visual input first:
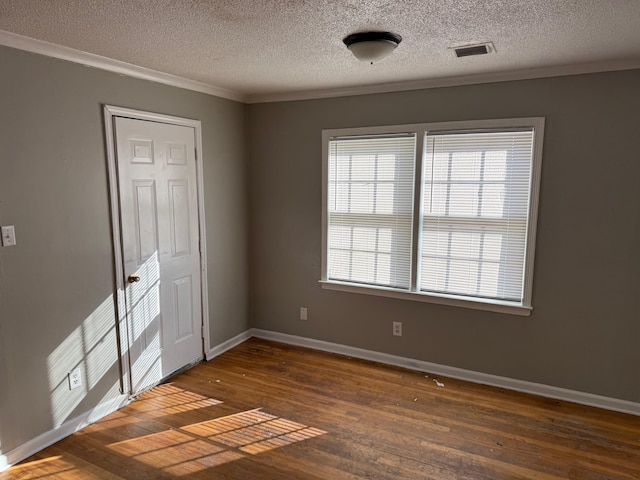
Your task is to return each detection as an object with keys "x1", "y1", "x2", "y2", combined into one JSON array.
[{"x1": 343, "y1": 31, "x2": 402, "y2": 64}]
